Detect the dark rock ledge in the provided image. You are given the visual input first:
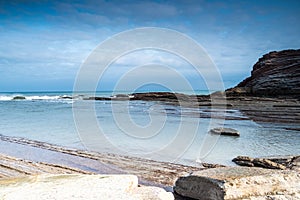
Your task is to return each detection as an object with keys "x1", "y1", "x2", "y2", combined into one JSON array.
[
  {"x1": 232, "y1": 155, "x2": 300, "y2": 171},
  {"x1": 209, "y1": 127, "x2": 240, "y2": 136}
]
